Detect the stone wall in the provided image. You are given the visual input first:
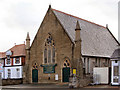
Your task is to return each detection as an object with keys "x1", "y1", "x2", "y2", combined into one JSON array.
[
  {"x1": 82, "y1": 57, "x2": 110, "y2": 75},
  {"x1": 2, "y1": 79, "x2": 23, "y2": 85},
  {"x1": 26, "y1": 7, "x2": 73, "y2": 83}
]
